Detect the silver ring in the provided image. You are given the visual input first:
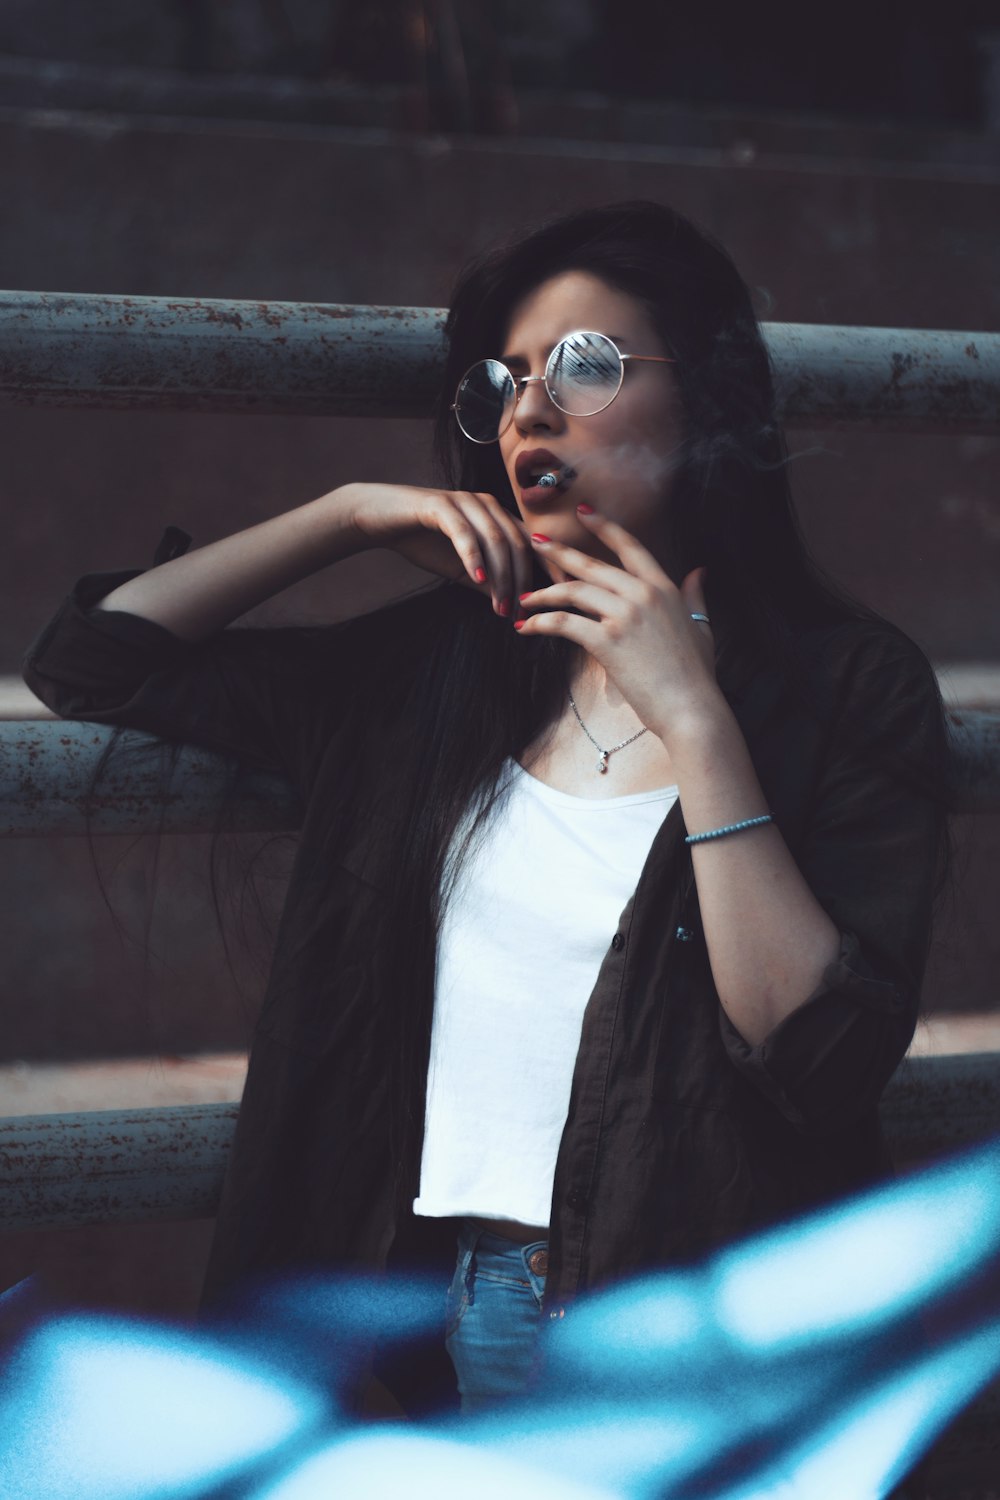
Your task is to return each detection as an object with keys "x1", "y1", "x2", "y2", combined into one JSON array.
[{"x1": 689, "y1": 612, "x2": 711, "y2": 625}]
